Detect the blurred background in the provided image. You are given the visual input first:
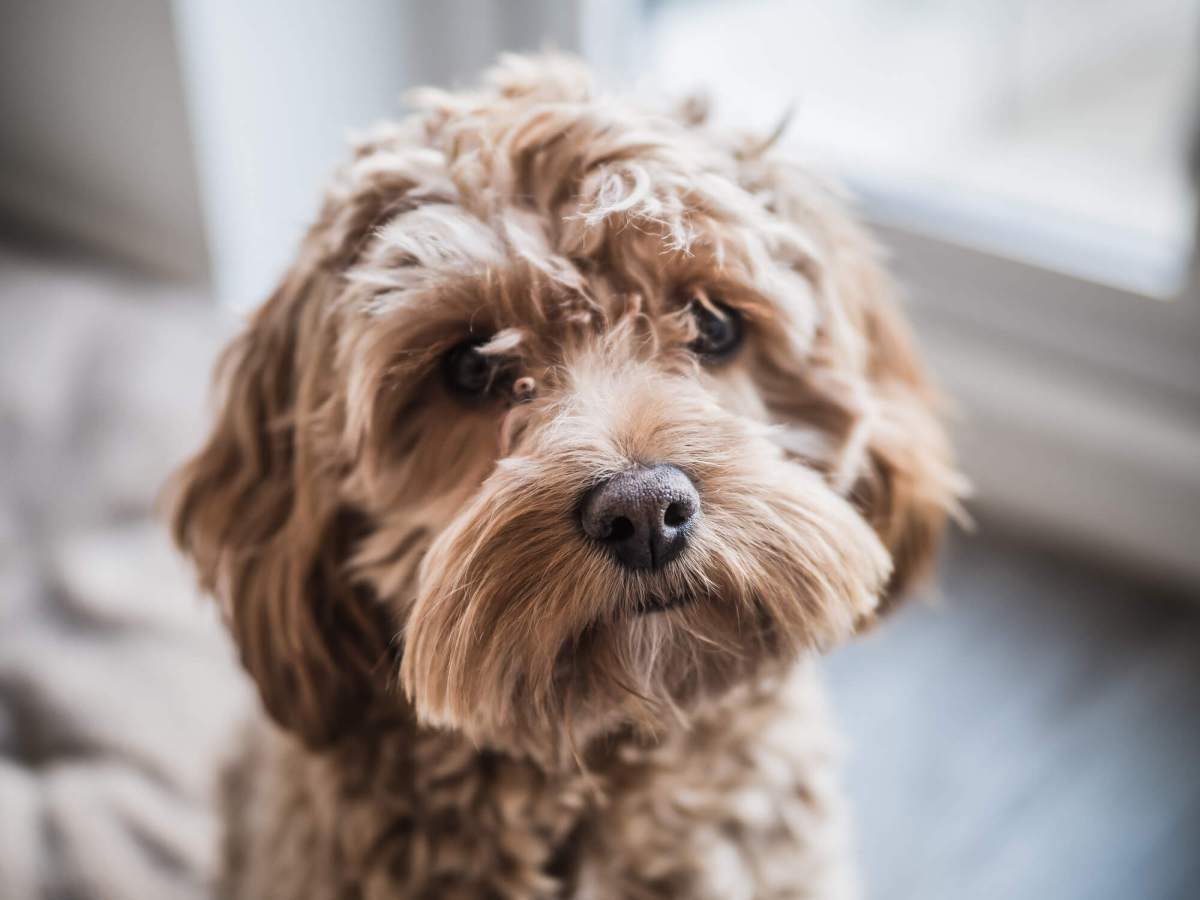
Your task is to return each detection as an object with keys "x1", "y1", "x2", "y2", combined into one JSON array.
[{"x1": 1, "y1": 1, "x2": 1197, "y2": 898}]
